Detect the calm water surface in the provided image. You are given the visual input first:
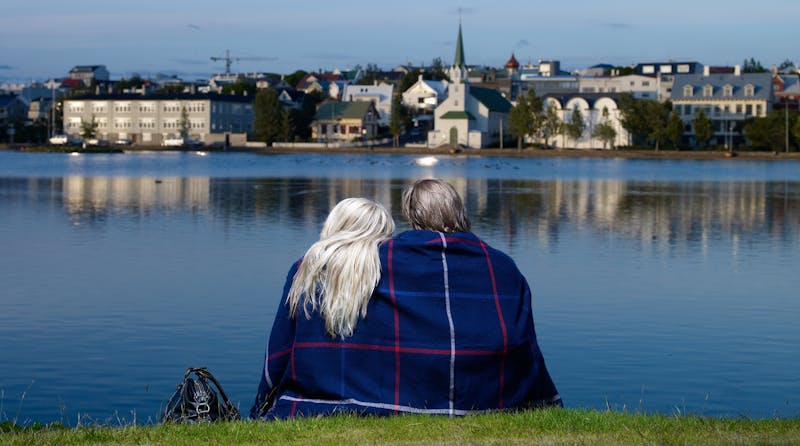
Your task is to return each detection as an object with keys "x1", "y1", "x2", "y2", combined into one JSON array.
[{"x1": 0, "y1": 151, "x2": 798, "y2": 424}]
